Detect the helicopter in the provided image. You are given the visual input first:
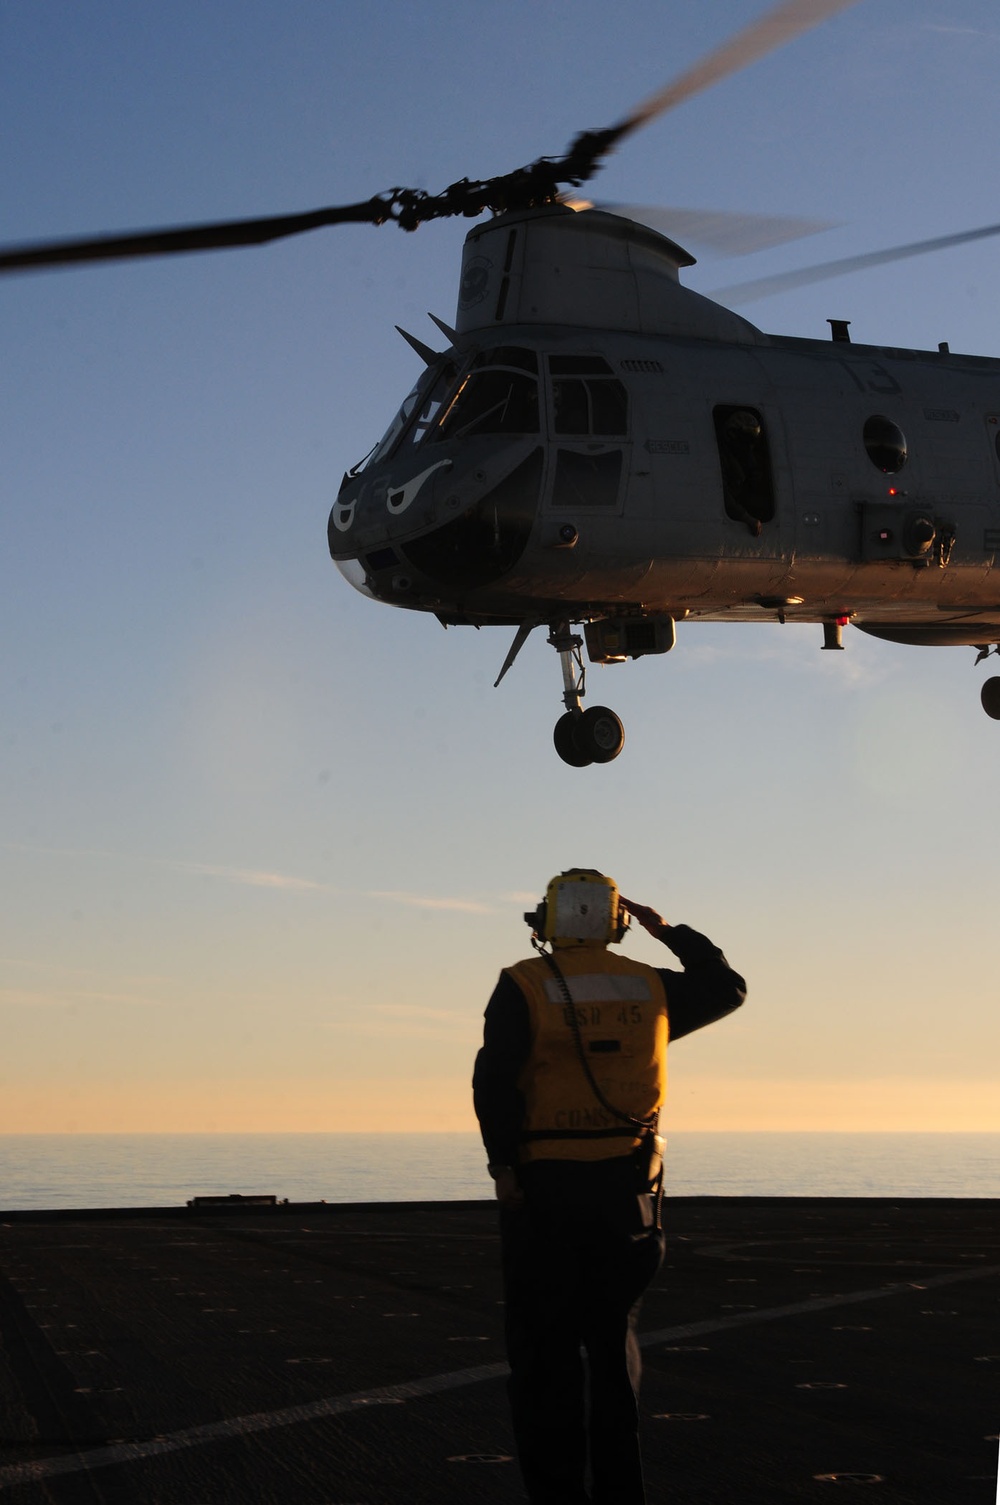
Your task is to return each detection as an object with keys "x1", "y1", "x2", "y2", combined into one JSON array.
[{"x1": 4, "y1": 0, "x2": 1000, "y2": 767}]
